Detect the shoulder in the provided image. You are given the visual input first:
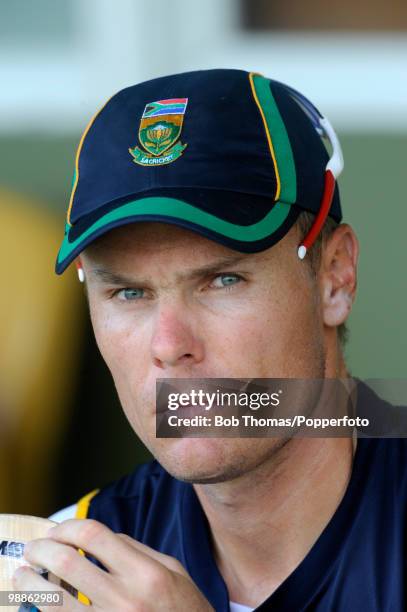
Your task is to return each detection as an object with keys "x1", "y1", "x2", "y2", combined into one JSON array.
[
  {"x1": 92, "y1": 459, "x2": 172, "y2": 503},
  {"x1": 356, "y1": 380, "x2": 407, "y2": 486},
  {"x1": 49, "y1": 460, "x2": 180, "y2": 534},
  {"x1": 357, "y1": 380, "x2": 407, "y2": 437},
  {"x1": 88, "y1": 460, "x2": 185, "y2": 538}
]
